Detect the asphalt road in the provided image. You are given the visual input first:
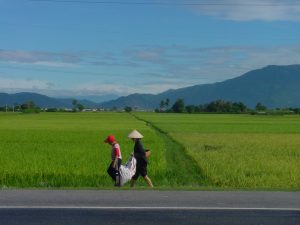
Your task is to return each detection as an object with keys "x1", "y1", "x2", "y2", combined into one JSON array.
[{"x1": 0, "y1": 190, "x2": 299, "y2": 225}]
